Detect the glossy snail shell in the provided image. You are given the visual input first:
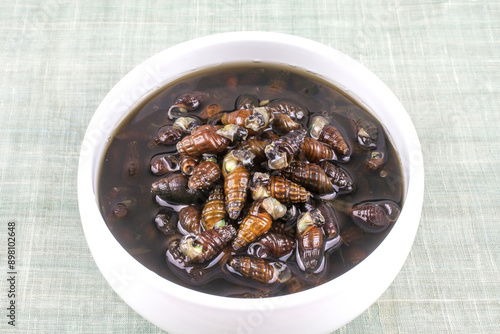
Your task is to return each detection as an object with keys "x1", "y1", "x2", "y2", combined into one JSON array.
[
  {"x1": 201, "y1": 186, "x2": 227, "y2": 230},
  {"x1": 176, "y1": 125, "x2": 230, "y2": 156},
  {"x1": 281, "y1": 161, "x2": 334, "y2": 195},
  {"x1": 216, "y1": 124, "x2": 248, "y2": 142},
  {"x1": 228, "y1": 256, "x2": 290, "y2": 285},
  {"x1": 319, "y1": 160, "x2": 354, "y2": 193},
  {"x1": 173, "y1": 116, "x2": 201, "y2": 132},
  {"x1": 271, "y1": 112, "x2": 302, "y2": 134},
  {"x1": 221, "y1": 108, "x2": 253, "y2": 129},
  {"x1": 154, "y1": 209, "x2": 178, "y2": 236},
  {"x1": 179, "y1": 154, "x2": 200, "y2": 176},
  {"x1": 188, "y1": 160, "x2": 221, "y2": 190},
  {"x1": 221, "y1": 149, "x2": 254, "y2": 178},
  {"x1": 302, "y1": 137, "x2": 336, "y2": 163},
  {"x1": 236, "y1": 137, "x2": 270, "y2": 163},
  {"x1": 180, "y1": 225, "x2": 236, "y2": 263},
  {"x1": 178, "y1": 205, "x2": 203, "y2": 235},
  {"x1": 297, "y1": 224, "x2": 325, "y2": 272},
  {"x1": 153, "y1": 126, "x2": 186, "y2": 146},
  {"x1": 318, "y1": 124, "x2": 350, "y2": 156},
  {"x1": 172, "y1": 91, "x2": 208, "y2": 111},
  {"x1": 265, "y1": 129, "x2": 306, "y2": 170},
  {"x1": 315, "y1": 201, "x2": 341, "y2": 240},
  {"x1": 151, "y1": 173, "x2": 205, "y2": 205},
  {"x1": 253, "y1": 175, "x2": 310, "y2": 204},
  {"x1": 244, "y1": 107, "x2": 274, "y2": 133},
  {"x1": 353, "y1": 116, "x2": 379, "y2": 149},
  {"x1": 221, "y1": 107, "x2": 272, "y2": 136},
  {"x1": 314, "y1": 201, "x2": 343, "y2": 253},
  {"x1": 248, "y1": 232, "x2": 295, "y2": 259},
  {"x1": 363, "y1": 150, "x2": 387, "y2": 172},
  {"x1": 259, "y1": 197, "x2": 287, "y2": 220},
  {"x1": 150, "y1": 154, "x2": 180, "y2": 176},
  {"x1": 232, "y1": 199, "x2": 273, "y2": 251},
  {"x1": 224, "y1": 165, "x2": 250, "y2": 220},
  {"x1": 167, "y1": 239, "x2": 188, "y2": 264},
  {"x1": 310, "y1": 116, "x2": 350, "y2": 156},
  {"x1": 267, "y1": 98, "x2": 306, "y2": 120},
  {"x1": 349, "y1": 200, "x2": 400, "y2": 233}
]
